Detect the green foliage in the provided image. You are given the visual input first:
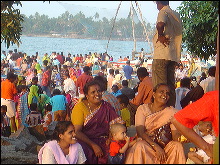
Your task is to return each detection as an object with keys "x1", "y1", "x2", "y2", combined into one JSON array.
[
  {"x1": 20, "y1": 10, "x2": 154, "y2": 41},
  {"x1": 1, "y1": 1, "x2": 24, "y2": 48},
  {"x1": 177, "y1": 1, "x2": 219, "y2": 60}
]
